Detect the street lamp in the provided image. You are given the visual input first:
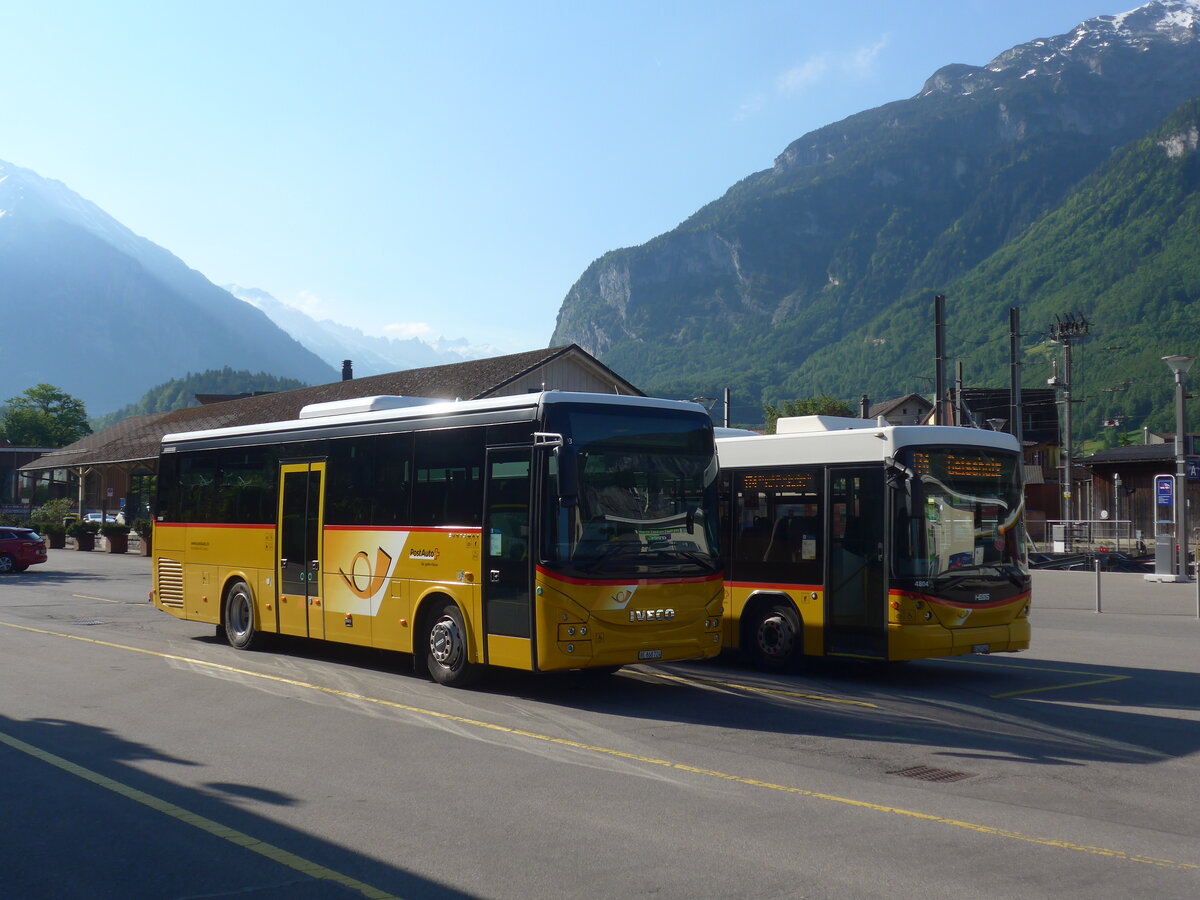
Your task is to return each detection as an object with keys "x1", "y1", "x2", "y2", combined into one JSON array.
[{"x1": 1163, "y1": 355, "x2": 1196, "y2": 580}]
